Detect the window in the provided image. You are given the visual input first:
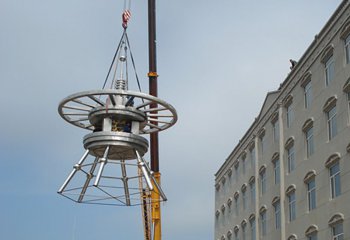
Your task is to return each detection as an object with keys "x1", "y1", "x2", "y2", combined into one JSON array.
[
  {"x1": 286, "y1": 103, "x2": 294, "y2": 128},
  {"x1": 234, "y1": 231, "x2": 239, "y2": 240},
  {"x1": 330, "y1": 163, "x2": 341, "y2": 198},
  {"x1": 308, "y1": 232, "x2": 317, "y2": 240},
  {"x1": 260, "y1": 211, "x2": 267, "y2": 236},
  {"x1": 287, "y1": 145, "x2": 295, "y2": 173},
  {"x1": 242, "y1": 189, "x2": 247, "y2": 210},
  {"x1": 250, "y1": 147, "x2": 255, "y2": 170},
  {"x1": 327, "y1": 105, "x2": 337, "y2": 140},
  {"x1": 347, "y1": 92, "x2": 350, "y2": 121},
  {"x1": 304, "y1": 81, "x2": 312, "y2": 108},
  {"x1": 273, "y1": 201, "x2": 281, "y2": 229},
  {"x1": 332, "y1": 223, "x2": 344, "y2": 240},
  {"x1": 305, "y1": 225, "x2": 318, "y2": 240},
  {"x1": 250, "y1": 180, "x2": 255, "y2": 206},
  {"x1": 288, "y1": 192, "x2": 296, "y2": 221},
  {"x1": 235, "y1": 195, "x2": 239, "y2": 216},
  {"x1": 250, "y1": 218, "x2": 256, "y2": 240},
  {"x1": 273, "y1": 158, "x2": 280, "y2": 184},
  {"x1": 307, "y1": 179, "x2": 316, "y2": 211},
  {"x1": 272, "y1": 120, "x2": 279, "y2": 143},
  {"x1": 325, "y1": 55, "x2": 335, "y2": 86},
  {"x1": 242, "y1": 224, "x2": 246, "y2": 240},
  {"x1": 235, "y1": 164, "x2": 239, "y2": 182},
  {"x1": 260, "y1": 135, "x2": 265, "y2": 154},
  {"x1": 305, "y1": 127, "x2": 314, "y2": 157},
  {"x1": 242, "y1": 158, "x2": 246, "y2": 175},
  {"x1": 260, "y1": 169, "x2": 266, "y2": 195},
  {"x1": 345, "y1": 34, "x2": 350, "y2": 64}
]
